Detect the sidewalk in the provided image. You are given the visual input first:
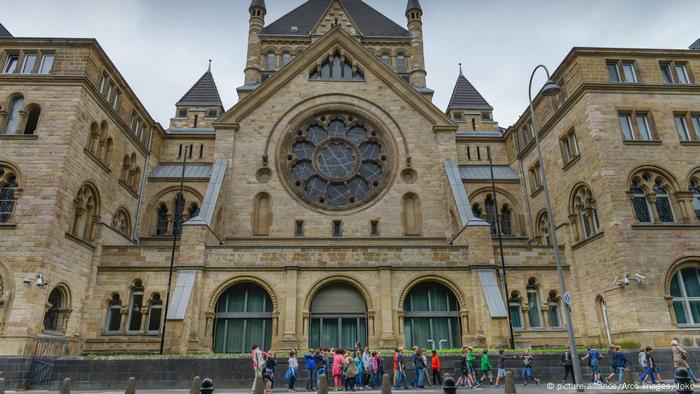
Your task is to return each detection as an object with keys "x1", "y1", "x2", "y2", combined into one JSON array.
[{"x1": 8, "y1": 382, "x2": 692, "y2": 394}]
